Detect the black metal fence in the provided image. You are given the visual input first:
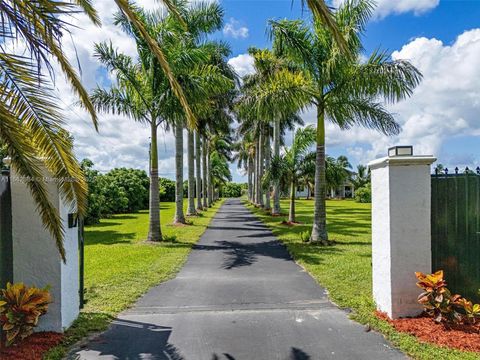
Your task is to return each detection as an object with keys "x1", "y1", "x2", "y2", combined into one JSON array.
[
  {"x1": 0, "y1": 171, "x2": 12, "y2": 288},
  {"x1": 431, "y1": 167, "x2": 480, "y2": 302}
]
